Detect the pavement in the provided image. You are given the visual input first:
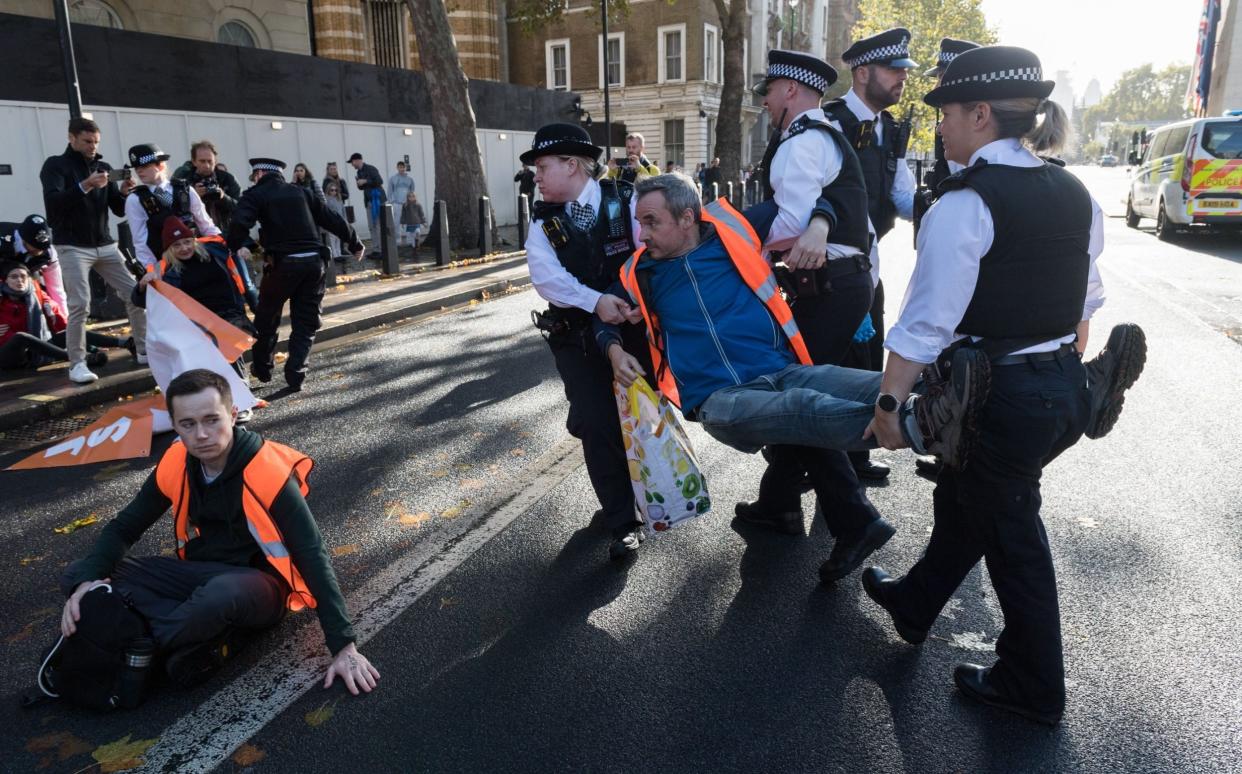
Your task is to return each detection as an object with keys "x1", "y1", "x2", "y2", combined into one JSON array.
[
  {"x1": 2, "y1": 167, "x2": 1241, "y2": 773},
  {"x1": 0, "y1": 237, "x2": 531, "y2": 439}
]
